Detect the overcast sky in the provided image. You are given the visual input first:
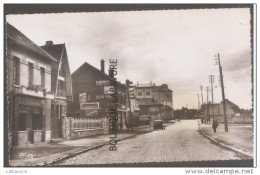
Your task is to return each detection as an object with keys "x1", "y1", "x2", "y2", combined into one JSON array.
[{"x1": 7, "y1": 8, "x2": 252, "y2": 109}]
